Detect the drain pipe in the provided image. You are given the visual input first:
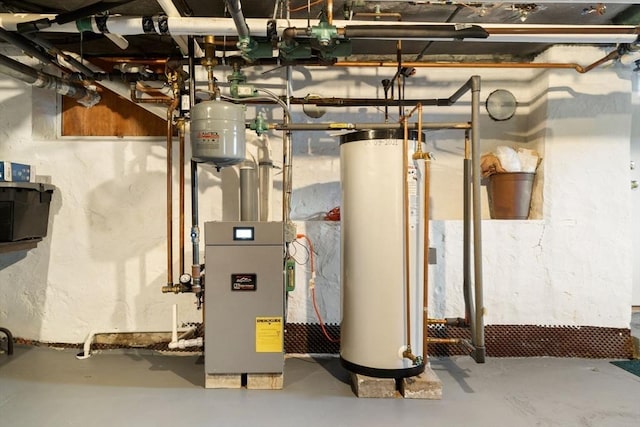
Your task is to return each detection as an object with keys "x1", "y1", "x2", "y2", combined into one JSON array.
[{"x1": 0, "y1": 53, "x2": 99, "y2": 106}]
